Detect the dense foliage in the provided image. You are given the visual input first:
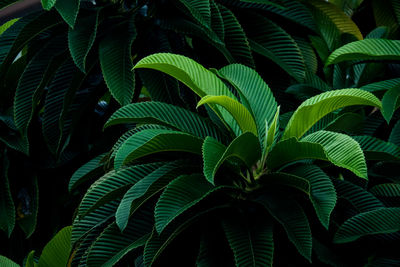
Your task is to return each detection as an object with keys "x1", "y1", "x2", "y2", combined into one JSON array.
[{"x1": 0, "y1": 0, "x2": 400, "y2": 266}]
